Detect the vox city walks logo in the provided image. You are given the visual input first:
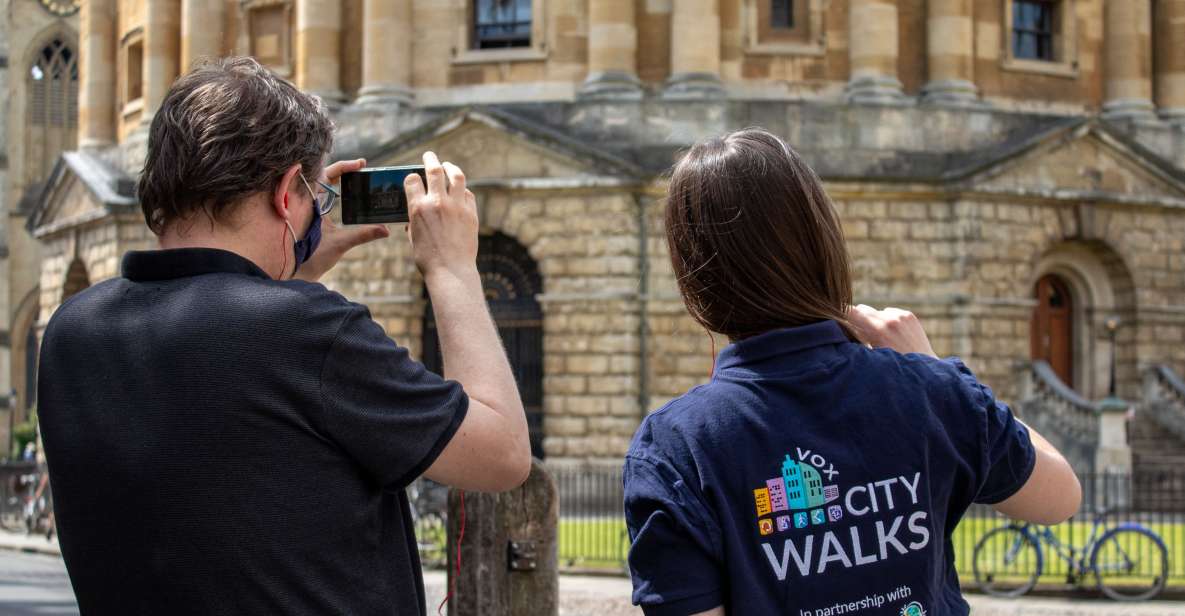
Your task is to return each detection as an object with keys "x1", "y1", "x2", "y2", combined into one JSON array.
[{"x1": 753, "y1": 447, "x2": 842, "y2": 536}]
